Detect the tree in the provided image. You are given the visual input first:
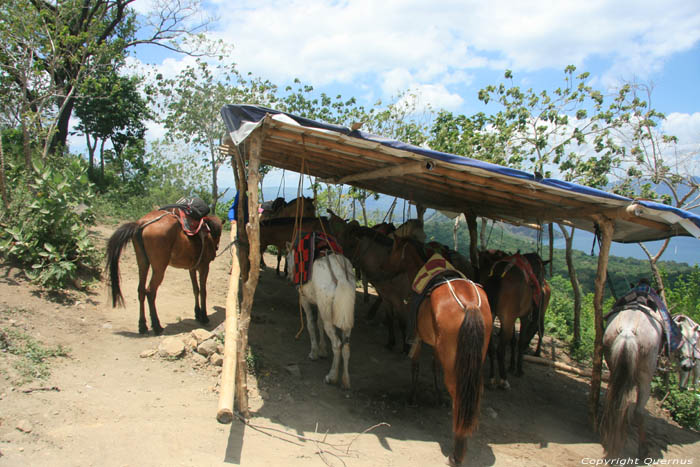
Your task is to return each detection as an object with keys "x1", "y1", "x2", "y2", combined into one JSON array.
[
  {"x1": 436, "y1": 66, "x2": 635, "y2": 346},
  {"x1": 610, "y1": 82, "x2": 700, "y2": 304},
  {"x1": 0, "y1": 0, "x2": 213, "y2": 159},
  {"x1": 73, "y1": 69, "x2": 152, "y2": 187},
  {"x1": 156, "y1": 56, "x2": 278, "y2": 210}
]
